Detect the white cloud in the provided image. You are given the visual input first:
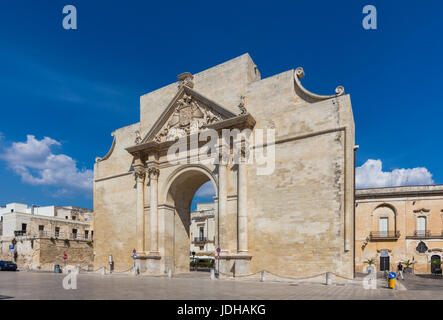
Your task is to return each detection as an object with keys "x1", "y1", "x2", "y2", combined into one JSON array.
[
  {"x1": 194, "y1": 181, "x2": 216, "y2": 198},
  {"x1": 0, "y1": 135, "x2": 93, "y2": 194},
  {"x1": 356, "y1": 159, "x2": 434, "y2": 189}
]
